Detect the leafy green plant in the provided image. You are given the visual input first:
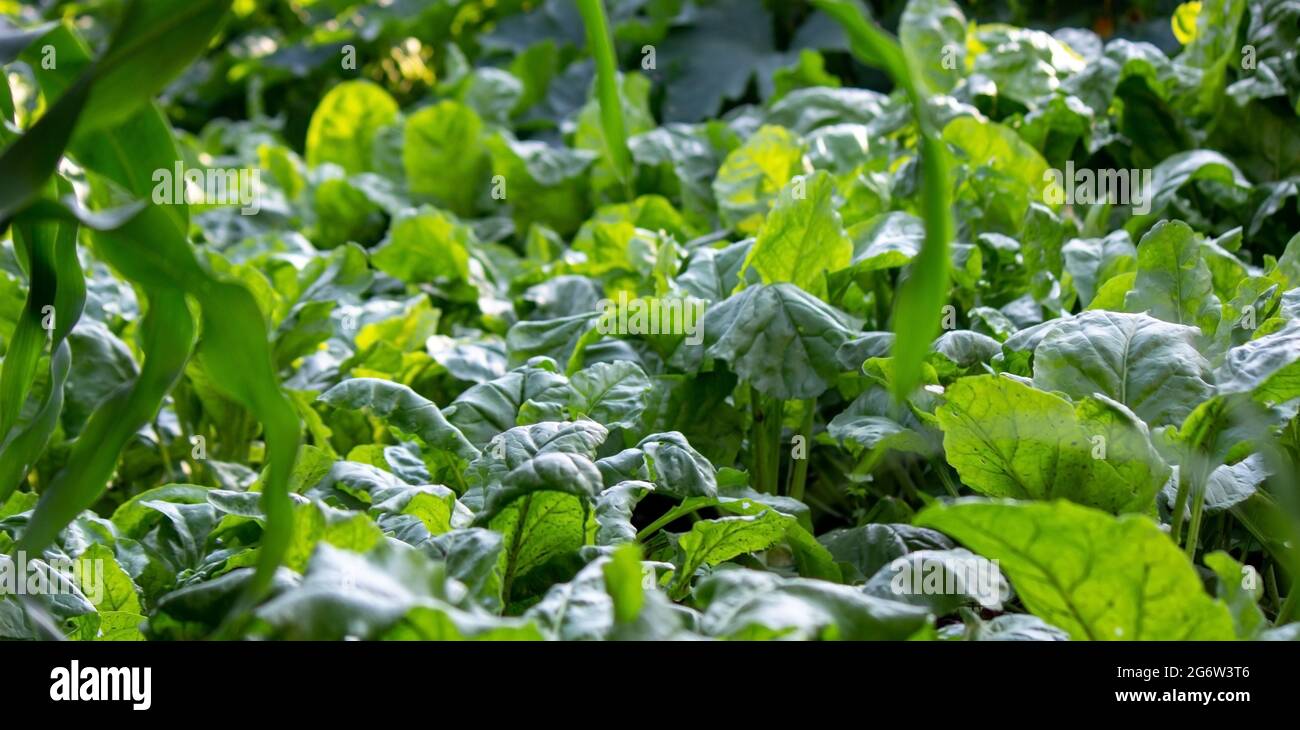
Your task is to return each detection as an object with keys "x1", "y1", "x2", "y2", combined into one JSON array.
[{"x1": 1, "y1": 0, "x2": 1299, "y2": 642}]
